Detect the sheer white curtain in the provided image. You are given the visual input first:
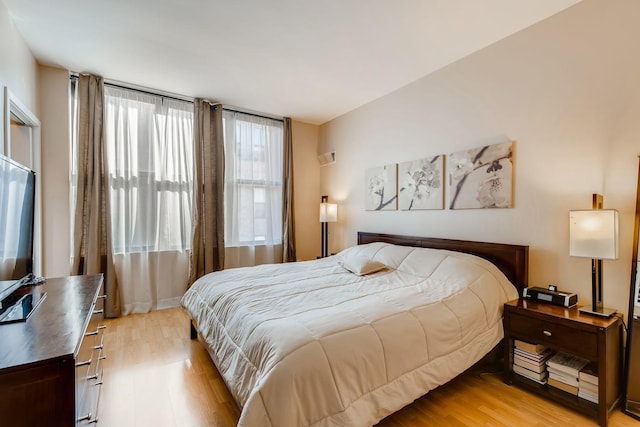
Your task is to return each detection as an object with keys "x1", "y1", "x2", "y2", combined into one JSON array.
[
  {"x1": 104, "y1": 87, "x2": 193, "y2": 314},
  {"x1": 223, "y1": 111, "x2": 283, "y2": 268}
]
